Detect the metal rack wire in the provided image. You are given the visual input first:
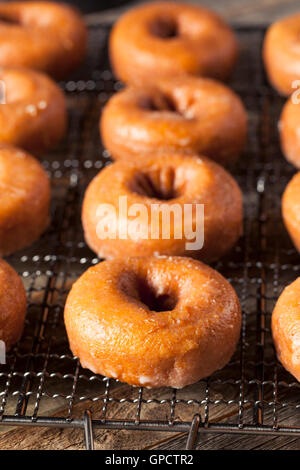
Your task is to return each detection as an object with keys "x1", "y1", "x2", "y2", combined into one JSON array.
[{"x1": 0, "y1": 24, "x2": 299, "y2": 450}]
